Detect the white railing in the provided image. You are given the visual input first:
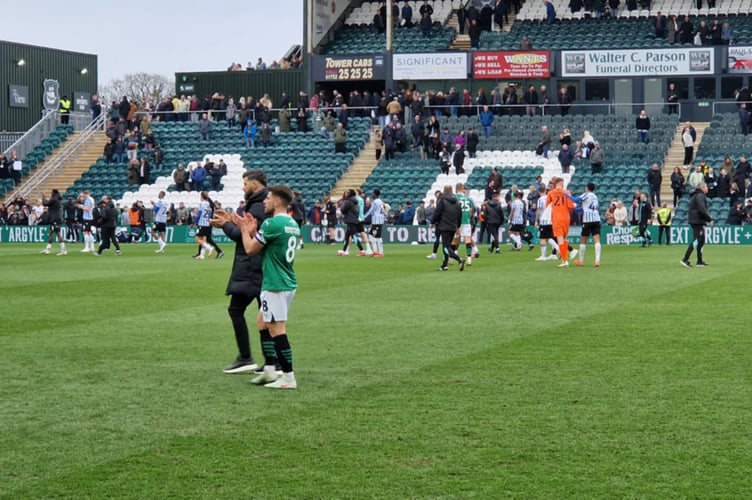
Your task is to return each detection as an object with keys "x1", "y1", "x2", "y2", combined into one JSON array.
[{"x1": 15, "y1": 114, "x2": 105, "y2": 201}]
